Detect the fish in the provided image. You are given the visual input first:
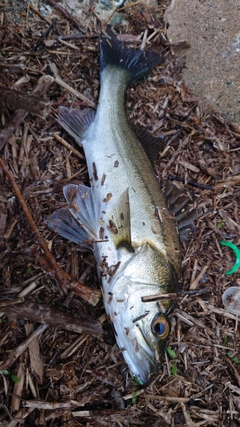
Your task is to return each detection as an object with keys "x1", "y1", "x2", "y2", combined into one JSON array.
[{"x1": 46, "y1": 27, "x2": 196, "y2": 384}]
